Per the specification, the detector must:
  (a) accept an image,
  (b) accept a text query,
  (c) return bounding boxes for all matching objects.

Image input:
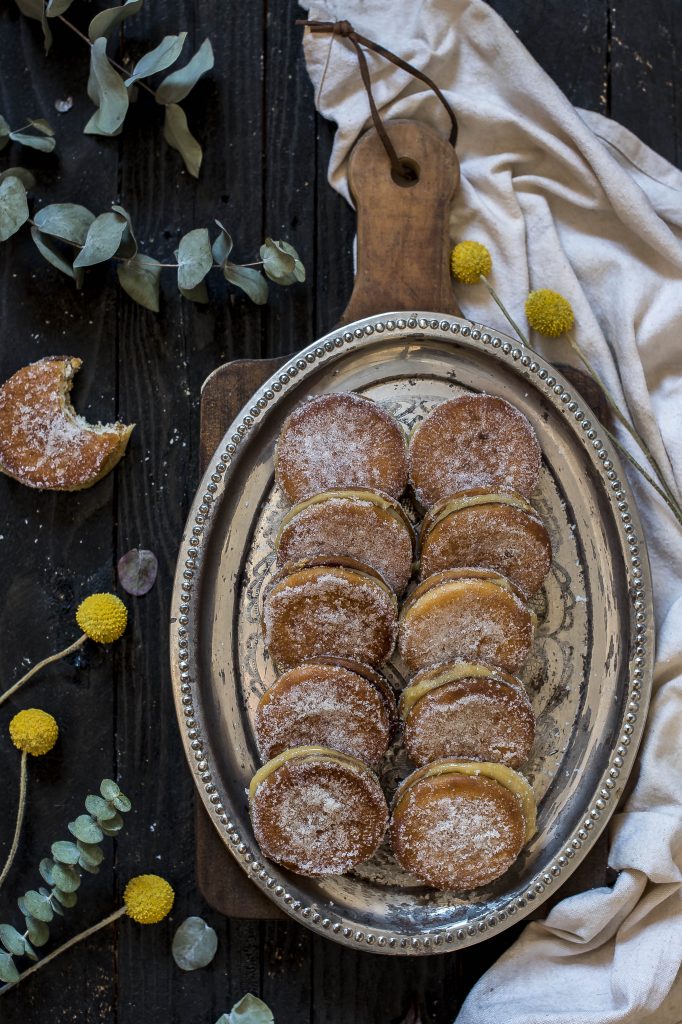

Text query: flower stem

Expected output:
[480,275,530,347]
[56,14,157,98]
[0,634,87,708]
[566,334,680,507]
[0,907,126,995]
[0,753,28,891]
[604,428,682,528]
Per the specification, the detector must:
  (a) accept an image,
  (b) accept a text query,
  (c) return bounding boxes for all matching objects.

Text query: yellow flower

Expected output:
[10,708,59,756]
[123,874,174,924]
[76,593,127,644]
[525,289,575,337]
[450,240,492,284]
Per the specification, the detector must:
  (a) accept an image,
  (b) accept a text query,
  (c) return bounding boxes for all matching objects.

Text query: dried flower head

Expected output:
[450,241,492,284]
[76,593,127,644]
[124,874,175,924]
[9,708,59,756]
[525,289,575,337]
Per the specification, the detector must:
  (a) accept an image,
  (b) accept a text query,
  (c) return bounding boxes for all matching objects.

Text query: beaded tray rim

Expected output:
[170,312,653,956]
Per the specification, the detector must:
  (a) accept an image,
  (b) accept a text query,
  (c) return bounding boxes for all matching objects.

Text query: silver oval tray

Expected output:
[170,312,653,955]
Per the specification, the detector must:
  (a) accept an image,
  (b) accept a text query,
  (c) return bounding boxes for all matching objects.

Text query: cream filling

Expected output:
[399,662,517,717]
[276,488,412,547]
[249,745,373,802]
[397,760,536,841]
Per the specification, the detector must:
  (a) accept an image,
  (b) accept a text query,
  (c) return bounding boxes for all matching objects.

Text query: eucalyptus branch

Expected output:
[0,779,131,987]
[12,0,215,177]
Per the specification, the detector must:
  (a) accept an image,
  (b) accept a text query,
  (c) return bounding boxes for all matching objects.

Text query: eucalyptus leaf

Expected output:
[30,227,82,285]
[112,792,132,813]
[38,858,55,886]
[259,238,305,285]
[34,204,95,246]
[68,815,104,845]
[76,840,104,864]
[16,897,27,917]
[224,262,268,305]
[155,38,214,105]
[275,240,305,283]
[14,0,53,52]
[73,211,127,268]
[179,280,209,303]
[23,890,53,923]
[99,812,124,836]
[125,32,187,86]
[46,0,76,15]
[0,952,19,985]
[117,253,161,312]
[88,0,144,42]
[27,118,55,136]
[0,176,29,242]
[48,896,64,916]
[51,840,81,865]
[117,547,158,596]
[259,237,295,283]
[21,939,38,962]
[50,862,81,893]
[110,204,137,258]
[52,887,78,908]
[85,794,118,821]
[8,130,56,153]
[211,221,233,265]
[84,38,129,137]
[172,916,218,971]
[100,779,121,801]
[24,915,49,947]
[0,167,35,188]
[0,115,9,149]
[163,103,202,178]
[229,994,275,1024]
[177,227,212,291]
[0,925,26,957]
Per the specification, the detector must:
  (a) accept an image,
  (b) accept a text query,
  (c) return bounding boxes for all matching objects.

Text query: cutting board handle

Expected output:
[339,119,461,325]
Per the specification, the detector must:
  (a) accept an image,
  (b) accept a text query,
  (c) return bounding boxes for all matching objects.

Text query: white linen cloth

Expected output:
[299,2,682,1021]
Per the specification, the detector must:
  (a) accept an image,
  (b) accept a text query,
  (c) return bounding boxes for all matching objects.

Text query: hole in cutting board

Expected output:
[391,157,420,187]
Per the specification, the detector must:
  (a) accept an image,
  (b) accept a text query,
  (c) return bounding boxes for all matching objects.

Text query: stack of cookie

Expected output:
[248,391,551,891]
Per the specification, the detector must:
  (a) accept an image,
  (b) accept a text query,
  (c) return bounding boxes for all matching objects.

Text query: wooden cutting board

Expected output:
[195,356,613,921]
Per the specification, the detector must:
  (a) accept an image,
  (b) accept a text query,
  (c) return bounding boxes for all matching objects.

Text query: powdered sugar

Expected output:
[278,495,413,593]
[275,393,408,503]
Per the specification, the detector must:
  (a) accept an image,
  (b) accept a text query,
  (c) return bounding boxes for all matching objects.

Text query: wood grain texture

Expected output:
[341,121,462,324]
[0,1,677,1021]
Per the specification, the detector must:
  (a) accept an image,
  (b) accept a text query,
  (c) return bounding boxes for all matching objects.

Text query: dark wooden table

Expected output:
[0,3,678,1022]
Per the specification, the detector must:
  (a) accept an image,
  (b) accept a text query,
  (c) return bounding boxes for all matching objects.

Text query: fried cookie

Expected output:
[399,661,535,768]
[409,394,541,508]
[275,393,408,503]
[390,759,536,890]
[250,746,388,876]
[276,488,415,594]
[419,488,551,598]
[255,658,397,766]
[262,558,398,670]
[397,568,534,676]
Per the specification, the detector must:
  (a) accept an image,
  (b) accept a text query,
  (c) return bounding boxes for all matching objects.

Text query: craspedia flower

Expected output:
[124,874,175,924]
[450,240,492,284]
[76,593,127,644]
[9,708,59,756]
[525,289,575,337]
